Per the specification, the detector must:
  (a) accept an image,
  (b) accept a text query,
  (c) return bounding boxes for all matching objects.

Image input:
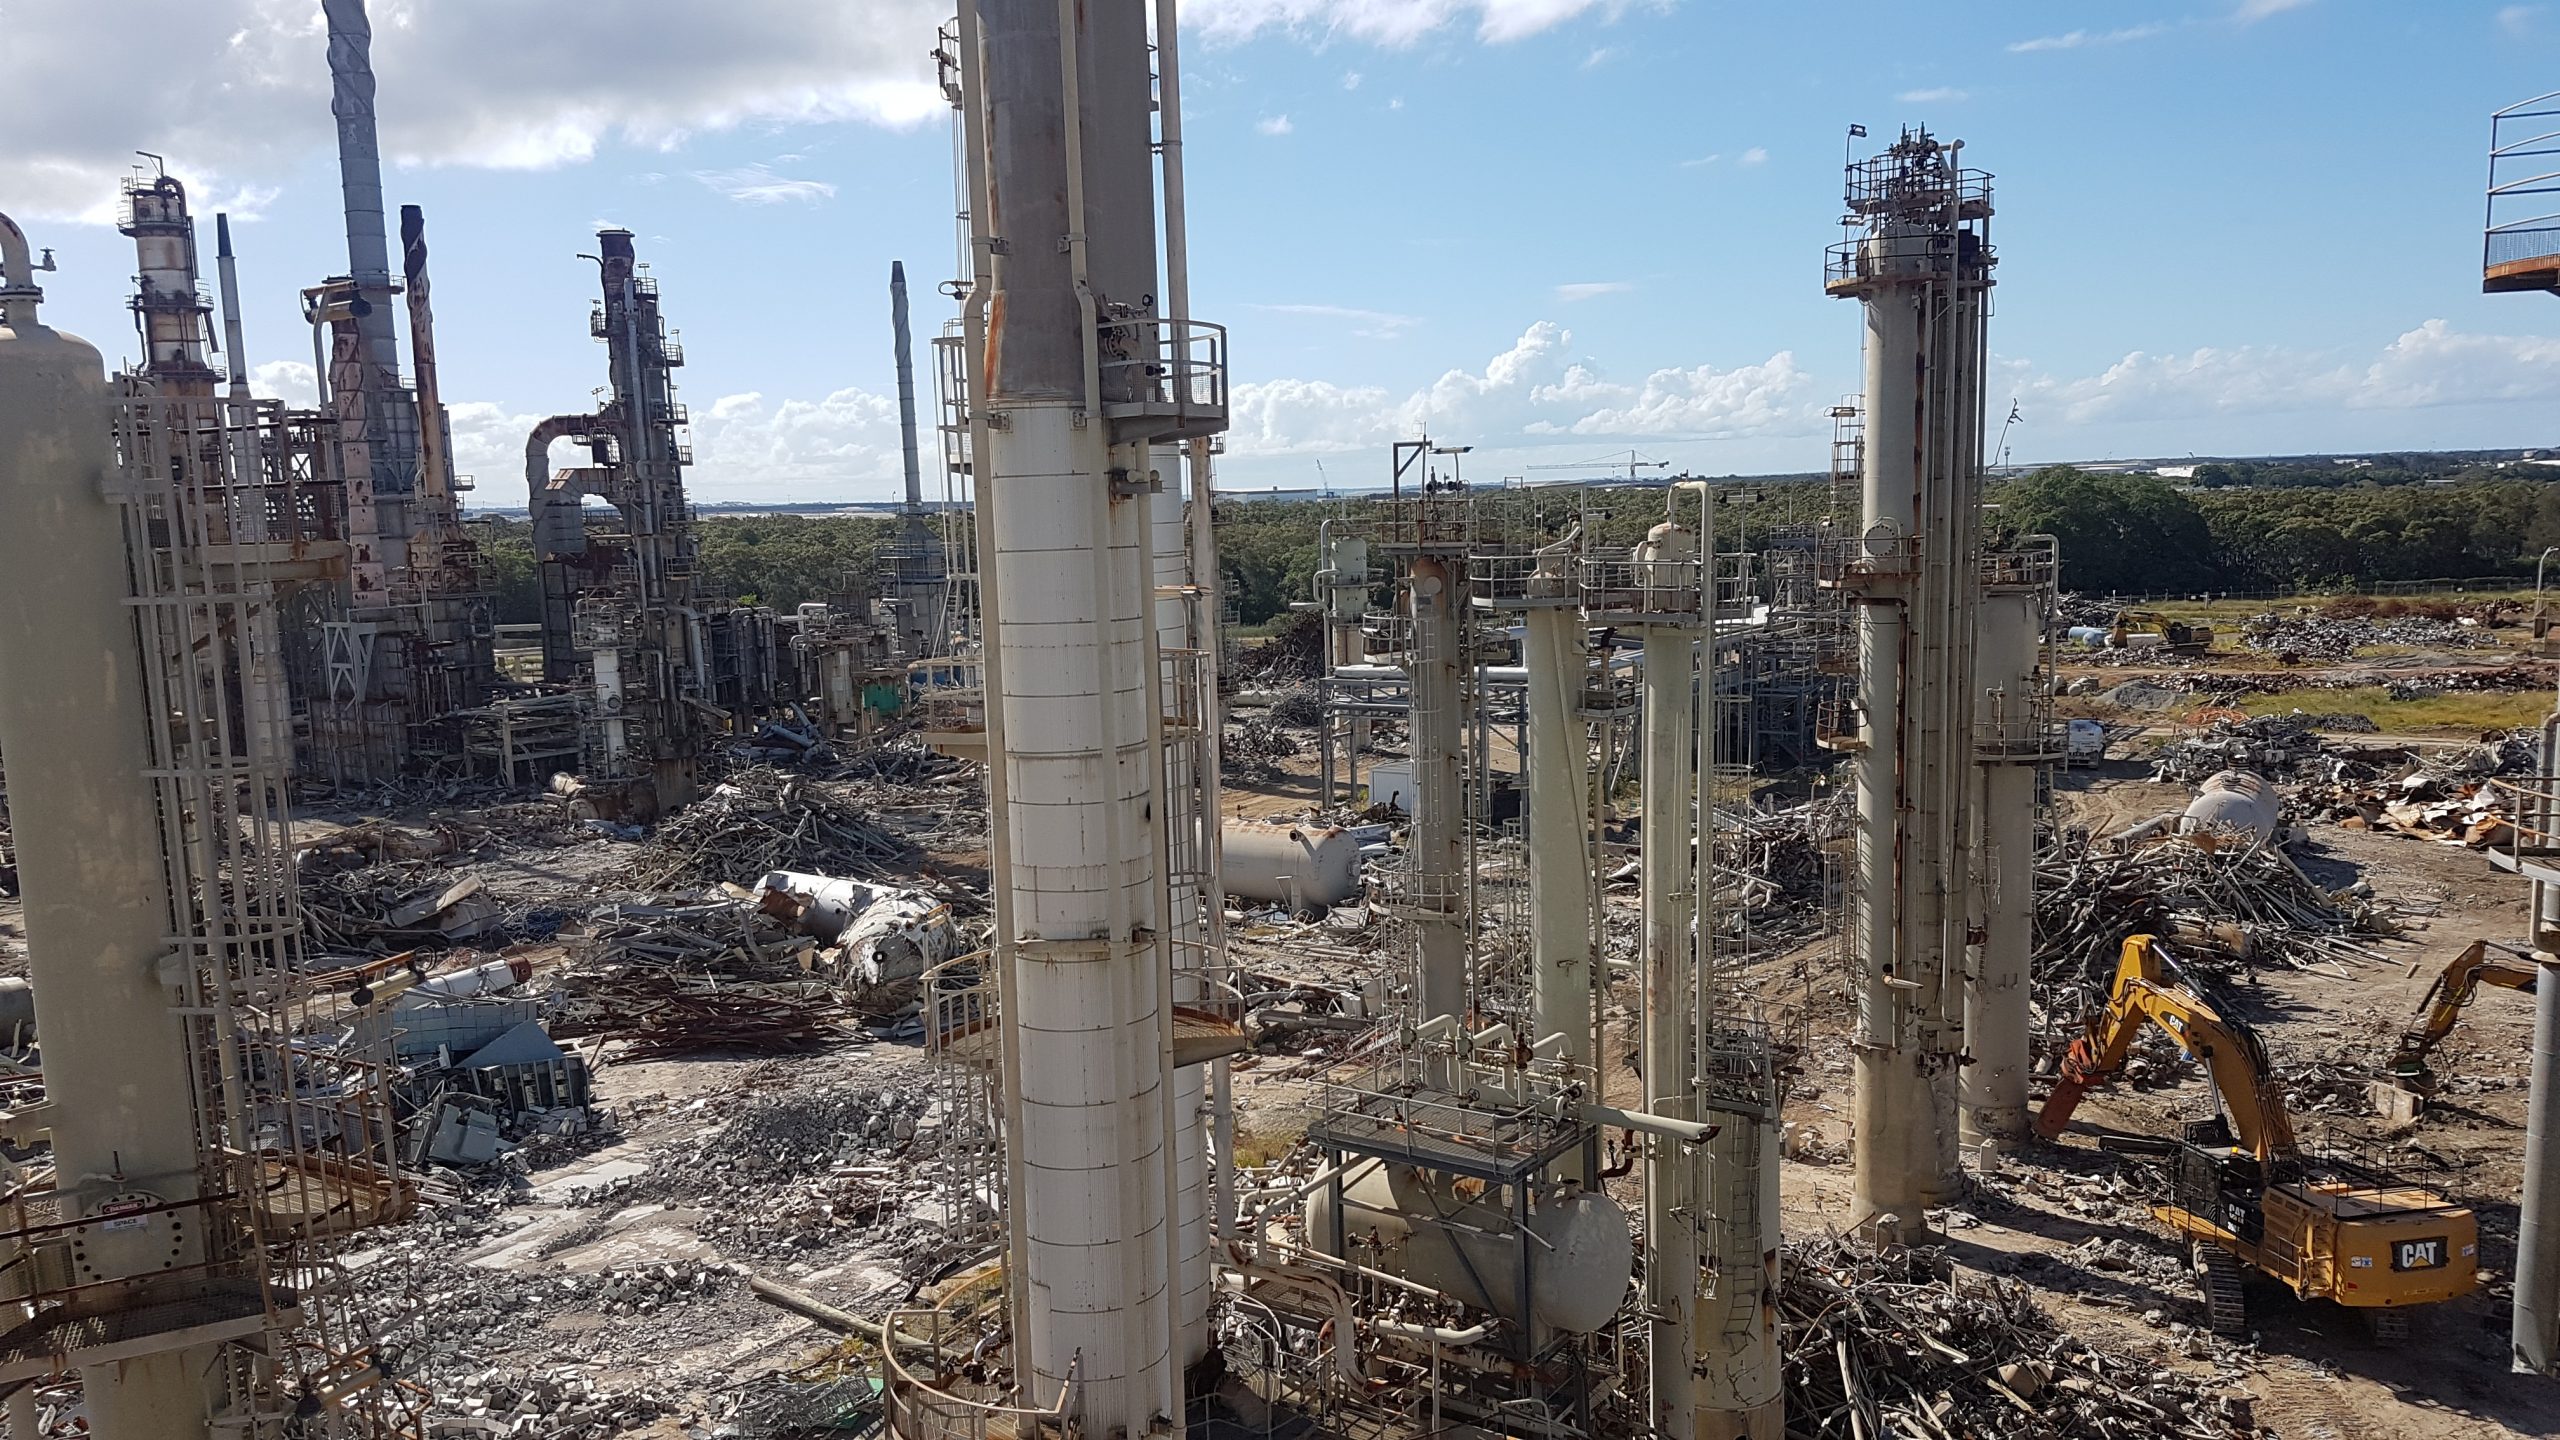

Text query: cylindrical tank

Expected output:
[1307,1164,1632,1334]
[1220,820,1363,907]
[2179,770,2279,845]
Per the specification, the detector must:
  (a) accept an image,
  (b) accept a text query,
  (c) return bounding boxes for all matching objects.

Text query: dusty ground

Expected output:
[1744,763,2559,1440]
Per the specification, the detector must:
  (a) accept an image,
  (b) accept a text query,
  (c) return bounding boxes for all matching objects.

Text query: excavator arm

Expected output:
[2035,935,2298,1159]
[2389,939,2539,1083]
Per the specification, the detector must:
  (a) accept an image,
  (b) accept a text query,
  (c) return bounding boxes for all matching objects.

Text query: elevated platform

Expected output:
[0,1279,285,1383]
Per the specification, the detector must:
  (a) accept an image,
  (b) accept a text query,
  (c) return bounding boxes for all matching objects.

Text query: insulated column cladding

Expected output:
[959,0,1229,1433]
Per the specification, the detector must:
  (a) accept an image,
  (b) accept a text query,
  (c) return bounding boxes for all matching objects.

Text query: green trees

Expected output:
[1992,467,2219,594]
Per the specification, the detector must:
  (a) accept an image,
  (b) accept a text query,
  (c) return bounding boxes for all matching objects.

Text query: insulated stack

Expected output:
[932,0,1232,1434]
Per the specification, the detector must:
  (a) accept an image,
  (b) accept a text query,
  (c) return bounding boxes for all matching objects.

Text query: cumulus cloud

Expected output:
[1223,321,1818,458]
[685,386,906,497]
[693,164,837,205]
[252,359,319,409]
[1191,0,1659,47]
[2009,321,2560,428]
[3,0,944,221]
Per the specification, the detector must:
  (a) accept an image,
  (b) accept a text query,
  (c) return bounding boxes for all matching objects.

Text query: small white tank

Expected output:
[1306,1163,1633,1334]
[2179,769,2280,845]
[1221,820,1363,908]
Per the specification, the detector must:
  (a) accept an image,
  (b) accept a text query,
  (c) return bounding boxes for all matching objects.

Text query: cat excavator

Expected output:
[2386,938,2541,1097]
[2038,935,2479,1338]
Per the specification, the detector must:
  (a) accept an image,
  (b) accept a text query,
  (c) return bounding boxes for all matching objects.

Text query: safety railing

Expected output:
[1367,496,1476,551]
[1097,316,1228,442]
[1982,540,2059,592]
[1813,530,1921,584]
[1576,552,1707,620]
[880,1308,1078,1440]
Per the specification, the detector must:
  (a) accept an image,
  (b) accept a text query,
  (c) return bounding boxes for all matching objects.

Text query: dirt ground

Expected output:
[1215,714,2560,1438]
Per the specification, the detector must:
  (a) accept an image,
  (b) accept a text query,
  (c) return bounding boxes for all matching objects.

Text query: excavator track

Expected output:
[2197,1244,2249,1339]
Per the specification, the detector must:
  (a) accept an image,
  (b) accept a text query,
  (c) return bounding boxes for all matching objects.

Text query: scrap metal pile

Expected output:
[2299,729,2538,847]
[623,767,916,891]
[2237,605,2501,662]
[1712,795,1848,949]
[1779,1239,2267,1440]
[2033,836,2401,1013]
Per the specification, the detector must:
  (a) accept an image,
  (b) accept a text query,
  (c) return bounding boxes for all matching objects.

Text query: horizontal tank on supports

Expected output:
[1220,819,1363,908]
[1306,1164,1631,1333]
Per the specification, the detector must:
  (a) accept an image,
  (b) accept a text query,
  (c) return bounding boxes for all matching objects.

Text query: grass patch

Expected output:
[2234,686,2551,735]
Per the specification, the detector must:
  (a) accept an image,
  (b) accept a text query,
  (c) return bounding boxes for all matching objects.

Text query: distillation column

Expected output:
[1408,552,1471,1025]
[1829,128,1997,1238]
[2518,711,2560,1373]
[1693,505,1784,1440]
[1522,536,1596,1079]
[963,0,1193,1429]
[1636,548,1700,1438]
[122,175,295,774]
[0,213,215,1440]
[1961,581,2046,1150]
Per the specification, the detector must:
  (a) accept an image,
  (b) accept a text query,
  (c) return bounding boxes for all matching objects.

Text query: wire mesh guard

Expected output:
[0,392,429,1434]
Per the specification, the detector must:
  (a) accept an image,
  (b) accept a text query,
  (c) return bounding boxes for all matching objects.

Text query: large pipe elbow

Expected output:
[525,413,599,498]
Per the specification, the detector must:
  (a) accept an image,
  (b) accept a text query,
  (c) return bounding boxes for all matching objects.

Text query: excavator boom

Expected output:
[2035,935,2296,1157]
[2389,939,2539,1084]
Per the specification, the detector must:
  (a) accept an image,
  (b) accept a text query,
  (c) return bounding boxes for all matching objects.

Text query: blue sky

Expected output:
[10,0,2560,501]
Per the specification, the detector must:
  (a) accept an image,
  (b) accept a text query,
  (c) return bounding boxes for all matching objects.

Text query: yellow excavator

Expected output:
[2107,610,2215,656]
[2037,935,2479,1338]
[2387,938,2540,1097]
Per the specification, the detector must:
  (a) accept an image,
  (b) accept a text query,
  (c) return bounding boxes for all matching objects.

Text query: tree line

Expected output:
[466,465,2560,633]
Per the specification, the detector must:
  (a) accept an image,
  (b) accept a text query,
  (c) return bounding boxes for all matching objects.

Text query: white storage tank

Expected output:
[1221,820,1364,908]
[2179,769,2280,846]
[1306,1163,1632,1334]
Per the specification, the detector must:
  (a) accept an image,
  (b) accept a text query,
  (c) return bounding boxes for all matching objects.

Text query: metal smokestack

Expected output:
[401,204,450,506]
[214,213,249,392]
[324,0,417,507]
[892,260,923,514]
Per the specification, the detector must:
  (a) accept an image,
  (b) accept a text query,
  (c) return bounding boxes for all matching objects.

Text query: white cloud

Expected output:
[1896,87,1968,103]
[693,164,836,205]
[1192,0,1660,47]
[1257,114,1296,136]
[2232,0,2312,21]
[252,360,318,409]
[2009,321,2560,429]
[1342,70,1364,89]
[1582,46,1619,68]
[1249,302,1422,339]
[1554,282,1633,302]
[1737,146,1769,166]
[2502,4,2545,36]
[684,386,905,496]
[2,0,944,222]
[1224,320,1817,458]
[1680,153,1722,168]
[1389,97,1408,111]
[2006,24,2169,52]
